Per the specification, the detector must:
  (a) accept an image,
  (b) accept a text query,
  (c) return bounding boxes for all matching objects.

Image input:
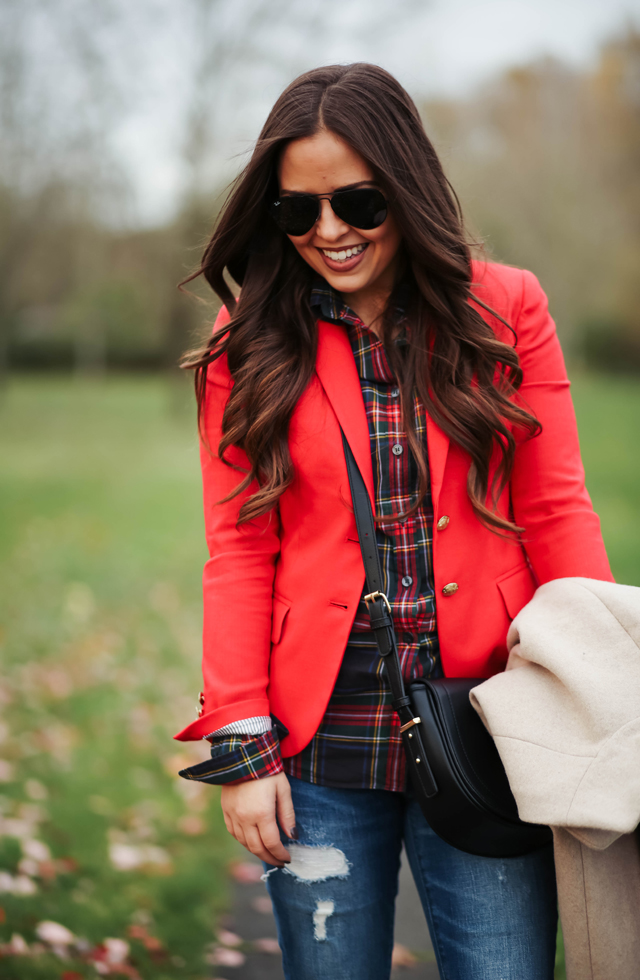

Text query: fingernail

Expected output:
[288,826,298,840]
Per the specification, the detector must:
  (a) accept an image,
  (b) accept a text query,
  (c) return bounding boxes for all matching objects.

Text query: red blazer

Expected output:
[175,260,613,755]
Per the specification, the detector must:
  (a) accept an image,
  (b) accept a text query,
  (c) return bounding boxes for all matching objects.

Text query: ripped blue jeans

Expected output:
[264,775,557,980]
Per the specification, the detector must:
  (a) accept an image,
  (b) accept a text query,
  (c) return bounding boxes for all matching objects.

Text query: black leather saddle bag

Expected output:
[408,677,551,857]
[342,430,551,858]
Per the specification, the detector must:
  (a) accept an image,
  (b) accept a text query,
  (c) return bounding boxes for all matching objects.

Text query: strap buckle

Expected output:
[364,590,391,613]
[399,716,422,733]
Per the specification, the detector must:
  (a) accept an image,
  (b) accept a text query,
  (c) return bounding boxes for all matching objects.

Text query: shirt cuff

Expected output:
[204,716,272,738]
[178,729,283,785]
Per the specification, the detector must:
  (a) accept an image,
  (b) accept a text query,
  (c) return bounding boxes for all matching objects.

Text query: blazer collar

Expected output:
[315,318,450,511]
[315,319,375,503]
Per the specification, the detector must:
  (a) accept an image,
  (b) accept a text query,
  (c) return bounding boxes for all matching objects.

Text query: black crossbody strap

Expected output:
[341,431,437,798]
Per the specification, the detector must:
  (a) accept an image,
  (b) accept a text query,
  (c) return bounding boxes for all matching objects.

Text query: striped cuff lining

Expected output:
[204,716,273,739]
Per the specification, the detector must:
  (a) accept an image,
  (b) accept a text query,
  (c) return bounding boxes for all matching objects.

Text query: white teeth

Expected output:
[322,244,366,262]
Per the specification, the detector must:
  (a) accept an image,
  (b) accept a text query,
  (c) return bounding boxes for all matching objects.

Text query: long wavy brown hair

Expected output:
[181,63,540,533]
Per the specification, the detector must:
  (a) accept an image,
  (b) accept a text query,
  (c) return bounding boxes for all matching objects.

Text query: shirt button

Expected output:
[402,575,413,587]
[392,444,403,456]
[442,582,459,596]
[437,515,450,530]
[403,632,416,644]
[391,387,400,398]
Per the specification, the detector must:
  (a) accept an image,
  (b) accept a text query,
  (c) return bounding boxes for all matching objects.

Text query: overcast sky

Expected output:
[113,0,640,224]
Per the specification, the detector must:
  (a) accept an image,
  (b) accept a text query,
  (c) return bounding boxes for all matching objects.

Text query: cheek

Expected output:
[373,225,402,265]
[289,236,319,262]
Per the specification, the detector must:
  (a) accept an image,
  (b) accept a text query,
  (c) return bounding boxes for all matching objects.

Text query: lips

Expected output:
[317,243,369,273]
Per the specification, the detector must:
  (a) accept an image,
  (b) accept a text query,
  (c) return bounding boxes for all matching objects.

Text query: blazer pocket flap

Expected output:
[497,564,536,620]
[271,595,291,645]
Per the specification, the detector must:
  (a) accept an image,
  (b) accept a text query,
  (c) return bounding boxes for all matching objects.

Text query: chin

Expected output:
[314,264,373,293]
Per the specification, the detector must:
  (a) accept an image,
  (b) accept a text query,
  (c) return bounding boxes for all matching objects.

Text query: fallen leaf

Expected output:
[0,759,14,782]
[217,929,242,947]
[35,921,76,946]
[25,779,48,800]
[391,943,417,968]
[228,860,263,883]
[17,857,39,877]
[207,947,246,967]
[108,842,172,873]
[22,838,51,861]
[177,813,205,835]
[38,859,58,881]
[56,857,78,873]
[103,937,130,964]
[127,923,163,951]
[0,873,38,895]
[254,937,281,954]
[251,895,273,914]
[7,933,30,955]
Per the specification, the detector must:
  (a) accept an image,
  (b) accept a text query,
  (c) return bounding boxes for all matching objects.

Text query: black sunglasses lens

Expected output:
[331,188,387,229]
[270,196,319,236]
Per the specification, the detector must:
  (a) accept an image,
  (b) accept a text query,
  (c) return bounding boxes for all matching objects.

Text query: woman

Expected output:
[175,63,613,980]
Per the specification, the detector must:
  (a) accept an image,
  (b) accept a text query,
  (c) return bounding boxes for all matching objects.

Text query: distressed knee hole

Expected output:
[313,900,334,941]
[285,843,350,882]
[262,843,350,883]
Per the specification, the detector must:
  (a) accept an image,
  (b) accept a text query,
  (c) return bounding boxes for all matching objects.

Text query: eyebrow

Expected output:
[279,180,379,196]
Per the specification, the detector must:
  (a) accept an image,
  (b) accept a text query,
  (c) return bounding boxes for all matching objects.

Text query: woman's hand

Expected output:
[220,771,296,867]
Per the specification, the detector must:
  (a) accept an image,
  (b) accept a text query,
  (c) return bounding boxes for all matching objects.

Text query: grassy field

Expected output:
[0,377,235,979]
[0,373,638,979]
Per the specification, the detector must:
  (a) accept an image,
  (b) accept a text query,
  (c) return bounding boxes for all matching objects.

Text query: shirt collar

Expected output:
[310,276,411,330]
[310,277,363,328]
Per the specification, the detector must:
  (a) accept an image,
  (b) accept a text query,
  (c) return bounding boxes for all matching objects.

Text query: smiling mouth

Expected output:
[319,243,368,263]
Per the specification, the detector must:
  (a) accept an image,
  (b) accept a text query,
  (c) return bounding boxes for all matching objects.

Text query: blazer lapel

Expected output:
[315,318,450,512]
[426,414,449,512]
[315,319,375,504]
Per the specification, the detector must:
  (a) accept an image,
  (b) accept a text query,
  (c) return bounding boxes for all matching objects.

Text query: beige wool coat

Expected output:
[470,577,640,980]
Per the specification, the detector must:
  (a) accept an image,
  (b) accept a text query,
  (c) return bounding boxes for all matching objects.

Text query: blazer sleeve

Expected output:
[510,270,614,584]
[174,307,282,741]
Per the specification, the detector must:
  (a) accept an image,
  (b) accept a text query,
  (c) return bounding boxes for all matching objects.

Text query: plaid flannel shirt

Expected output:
[193,282,440,790]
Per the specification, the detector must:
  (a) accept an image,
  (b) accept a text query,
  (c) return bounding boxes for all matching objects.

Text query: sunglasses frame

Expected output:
[269,186,388,237]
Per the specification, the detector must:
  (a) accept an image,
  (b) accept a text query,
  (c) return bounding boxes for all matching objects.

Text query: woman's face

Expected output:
[277,130,402,298]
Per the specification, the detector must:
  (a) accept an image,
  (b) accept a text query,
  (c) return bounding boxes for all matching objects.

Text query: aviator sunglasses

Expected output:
[269,186,388,237]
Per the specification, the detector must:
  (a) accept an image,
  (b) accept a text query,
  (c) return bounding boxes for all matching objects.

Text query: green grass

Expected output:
[0,373,638,979]
[570,373,640,586]
[0,376,235,979]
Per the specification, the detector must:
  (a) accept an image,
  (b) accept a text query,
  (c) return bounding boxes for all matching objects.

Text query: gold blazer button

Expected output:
[442,582,459,596]
[437,515,450,530]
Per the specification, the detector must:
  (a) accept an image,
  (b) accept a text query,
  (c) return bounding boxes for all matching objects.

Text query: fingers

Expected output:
[244,824,286,868]
[257,817,291,865]
[227,814,290,867]
[230,819,247,850]
[275,775,297,839]
[219,773,293,866]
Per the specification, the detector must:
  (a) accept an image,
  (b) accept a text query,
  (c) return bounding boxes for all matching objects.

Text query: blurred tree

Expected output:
[0,0,130,381]
[422,27,640,366]
[2,2,637,374]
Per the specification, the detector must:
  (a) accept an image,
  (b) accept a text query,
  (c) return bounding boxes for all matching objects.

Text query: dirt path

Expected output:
[209,848,440,979]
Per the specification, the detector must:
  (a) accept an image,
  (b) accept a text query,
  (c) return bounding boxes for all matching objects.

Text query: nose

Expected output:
[314,198,351,242]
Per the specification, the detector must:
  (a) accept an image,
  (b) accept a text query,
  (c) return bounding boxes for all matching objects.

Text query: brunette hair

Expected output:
[181,63,540,532]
